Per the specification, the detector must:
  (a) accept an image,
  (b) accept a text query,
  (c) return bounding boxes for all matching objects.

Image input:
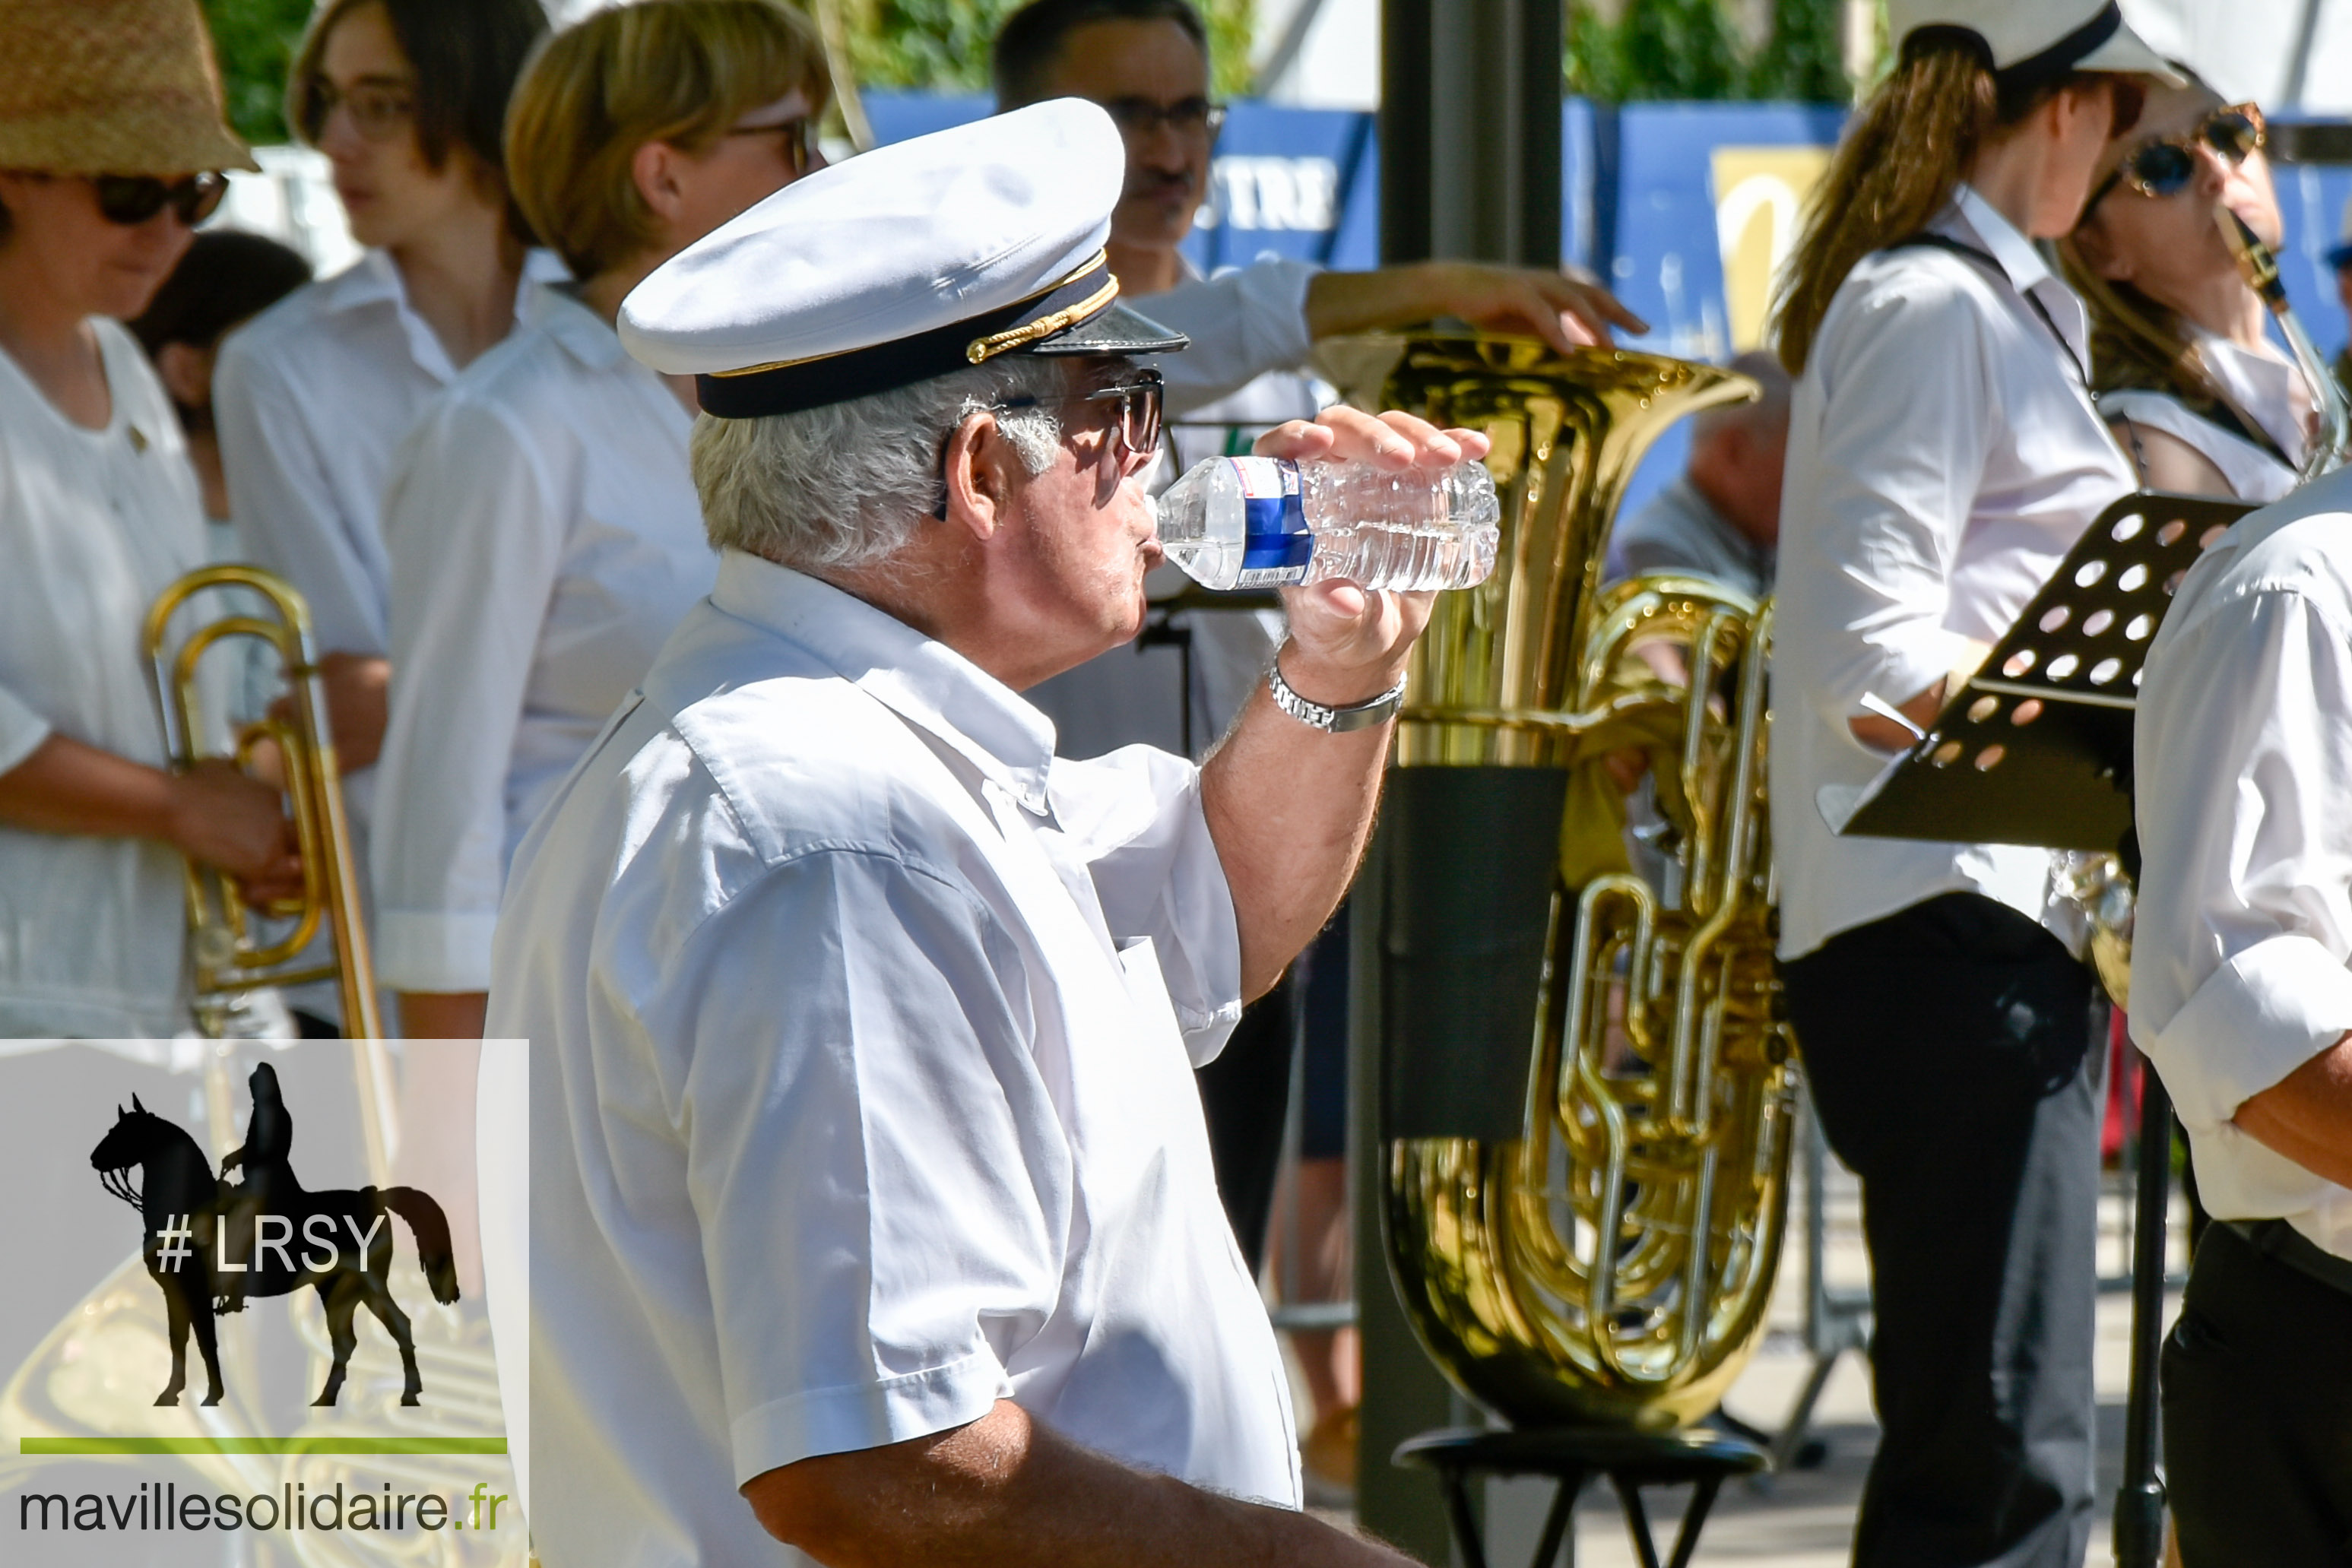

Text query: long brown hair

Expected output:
[1772,34,2110,375]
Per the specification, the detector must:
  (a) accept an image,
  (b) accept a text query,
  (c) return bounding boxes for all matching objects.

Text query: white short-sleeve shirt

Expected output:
[1770,186,2135,958]
[369,287,715,992]
[0,322,211,1035]
[483,552,1294,1564]
[2130,470,2352,1263]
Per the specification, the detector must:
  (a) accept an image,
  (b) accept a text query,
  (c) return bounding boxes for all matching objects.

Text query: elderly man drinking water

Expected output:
[486,99,1475,1566]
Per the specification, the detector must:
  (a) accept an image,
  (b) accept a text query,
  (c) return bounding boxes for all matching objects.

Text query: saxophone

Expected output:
[1320,334,1796,1427]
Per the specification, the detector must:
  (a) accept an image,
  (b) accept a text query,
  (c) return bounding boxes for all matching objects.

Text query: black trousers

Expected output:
[1196,972,1296,1272]
[2165,1219,2352,1566]
[1780,892,2100,1568]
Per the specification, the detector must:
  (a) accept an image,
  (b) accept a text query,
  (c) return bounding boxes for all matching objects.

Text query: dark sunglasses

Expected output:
[1000,369,1166,474]
[2089,103,2266,211]
[90,173,228,227]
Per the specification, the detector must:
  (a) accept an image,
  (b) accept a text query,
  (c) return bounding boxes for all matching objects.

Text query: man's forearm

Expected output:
[747,1400,1419,1568]
[2232,1033,2352,1189]
[1201,657,1394,999]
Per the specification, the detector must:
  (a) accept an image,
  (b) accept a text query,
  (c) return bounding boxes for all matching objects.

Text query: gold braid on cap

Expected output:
[966,261,1120,363]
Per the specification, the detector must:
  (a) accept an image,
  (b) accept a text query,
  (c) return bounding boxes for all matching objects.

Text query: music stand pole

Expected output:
[2113,1055,2172,1568]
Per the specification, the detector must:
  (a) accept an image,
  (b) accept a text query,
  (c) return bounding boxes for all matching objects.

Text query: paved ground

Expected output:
[1298,1126,2189,1568]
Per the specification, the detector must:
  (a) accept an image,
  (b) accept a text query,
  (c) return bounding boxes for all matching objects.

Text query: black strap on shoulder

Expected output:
[1891,233,2087,385]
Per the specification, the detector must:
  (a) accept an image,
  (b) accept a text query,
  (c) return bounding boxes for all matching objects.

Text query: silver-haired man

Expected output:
[486,100,1468,1565]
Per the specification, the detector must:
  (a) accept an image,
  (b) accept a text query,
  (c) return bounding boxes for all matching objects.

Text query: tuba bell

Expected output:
[1320,334,1796,1428]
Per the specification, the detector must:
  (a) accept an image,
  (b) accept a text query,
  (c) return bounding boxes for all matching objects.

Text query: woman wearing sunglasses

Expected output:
[210,0,548,899]
[1767,2,2176,1563]
[0,0,301,1037]
[369,0,832,1046]
[2062,84,2308,502]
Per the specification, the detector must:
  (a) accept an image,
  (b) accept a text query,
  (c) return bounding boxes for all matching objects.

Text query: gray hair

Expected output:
[692,357,1073,570]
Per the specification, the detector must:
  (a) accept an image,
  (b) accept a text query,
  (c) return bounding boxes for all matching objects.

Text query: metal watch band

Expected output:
[1267,660,1407,733]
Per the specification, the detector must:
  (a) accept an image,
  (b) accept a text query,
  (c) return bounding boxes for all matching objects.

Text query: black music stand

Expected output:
[1828,493,2250,852]
[1823,492,2255,1568]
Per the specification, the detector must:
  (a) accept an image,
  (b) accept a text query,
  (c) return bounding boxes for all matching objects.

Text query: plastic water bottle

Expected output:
[1154,455,1502,592]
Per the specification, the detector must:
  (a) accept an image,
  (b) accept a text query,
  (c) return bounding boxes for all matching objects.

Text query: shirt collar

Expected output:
[319,249,572,382]
[708,549,1058,814]
[1938,184,2091,374]
[1943,185,2052,295]
[525,285,628,371]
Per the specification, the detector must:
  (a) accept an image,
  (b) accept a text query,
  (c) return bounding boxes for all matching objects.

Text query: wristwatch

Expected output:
[1268,660,1408,733]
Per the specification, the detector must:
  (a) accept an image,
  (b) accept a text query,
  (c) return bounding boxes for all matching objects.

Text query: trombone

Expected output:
[142,564,394,1180]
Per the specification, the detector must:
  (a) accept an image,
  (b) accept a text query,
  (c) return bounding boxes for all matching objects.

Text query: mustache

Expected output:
[1123,169,1198,202]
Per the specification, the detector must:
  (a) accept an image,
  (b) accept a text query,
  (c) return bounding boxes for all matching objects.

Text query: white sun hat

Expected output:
[1887,1,2184,87]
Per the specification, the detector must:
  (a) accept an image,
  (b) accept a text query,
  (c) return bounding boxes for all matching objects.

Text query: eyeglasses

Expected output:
[722,116,814,179]
[303,78,417,144]
[1001,369,1166,474]
[90,173,227,227]
[1097,97,1228,141]
[2090,103,2266,211]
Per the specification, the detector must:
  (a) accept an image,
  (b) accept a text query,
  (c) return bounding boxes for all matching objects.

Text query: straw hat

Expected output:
[0,0,257,176]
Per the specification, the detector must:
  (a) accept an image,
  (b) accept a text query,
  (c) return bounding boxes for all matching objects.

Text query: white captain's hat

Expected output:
[620,97,1186,420]
[1888,1,2181,87]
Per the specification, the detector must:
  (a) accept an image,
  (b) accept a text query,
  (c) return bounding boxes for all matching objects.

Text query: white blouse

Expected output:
[369,287,715,993]
[213,250,563,835]
[0,322,212,1036]
[2098,331,2308,506]
[1770,186,2136,958]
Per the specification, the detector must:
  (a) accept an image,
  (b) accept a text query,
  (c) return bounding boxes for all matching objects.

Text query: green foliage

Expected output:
[202,0,315,146]
[1570,0,1856,105]
[845,0,1257,99]
[1745,0,1848,102]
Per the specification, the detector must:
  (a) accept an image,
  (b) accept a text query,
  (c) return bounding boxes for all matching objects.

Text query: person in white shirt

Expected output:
[2130,472,2352,1563]
[1606,349,1790,598]
[486,99,1467,1566]
[2061,80,2309,504]
[212,0,550,824]
[0,0,299,1037]
[1765,3,2173,1563]
[991,0,1640,421]
[373,0,830,1046]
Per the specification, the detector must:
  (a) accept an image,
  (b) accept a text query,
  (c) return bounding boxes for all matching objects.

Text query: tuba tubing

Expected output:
[1320,334,1797,1430]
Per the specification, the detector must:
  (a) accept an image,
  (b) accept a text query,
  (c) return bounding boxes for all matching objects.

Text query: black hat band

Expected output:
[699,255,1117,420]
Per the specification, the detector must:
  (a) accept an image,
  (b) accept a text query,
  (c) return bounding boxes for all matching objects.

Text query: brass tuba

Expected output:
[1321,334,1796,1428]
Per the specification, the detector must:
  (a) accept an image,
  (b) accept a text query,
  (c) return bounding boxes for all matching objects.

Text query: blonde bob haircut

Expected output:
[506,0,831,281]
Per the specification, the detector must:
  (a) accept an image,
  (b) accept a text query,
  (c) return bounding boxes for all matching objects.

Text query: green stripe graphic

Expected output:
[21,1438,507,1456]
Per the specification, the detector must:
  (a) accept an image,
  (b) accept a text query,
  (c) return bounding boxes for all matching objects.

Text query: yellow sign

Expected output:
[1710,145,1834,353]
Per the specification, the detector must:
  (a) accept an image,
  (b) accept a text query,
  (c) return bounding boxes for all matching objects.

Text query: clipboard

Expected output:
[1831,492,2258,853]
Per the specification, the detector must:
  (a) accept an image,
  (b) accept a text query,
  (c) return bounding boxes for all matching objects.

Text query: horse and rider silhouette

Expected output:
[88,1062,458,1408]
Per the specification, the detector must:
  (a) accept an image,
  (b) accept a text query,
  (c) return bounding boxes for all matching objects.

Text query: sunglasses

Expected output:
[91,173,228,227]
[2089,103,2266,211]
[1000,369,1167,474]
[722,116,815,179]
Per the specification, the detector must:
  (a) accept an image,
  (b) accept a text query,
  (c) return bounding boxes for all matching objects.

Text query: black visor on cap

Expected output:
[1026,299,1187,357]
[697,258,1189,420]
[1996,2,2123,92]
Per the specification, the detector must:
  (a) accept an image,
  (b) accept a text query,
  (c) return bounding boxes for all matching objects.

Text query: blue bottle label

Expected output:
[1230,458,1312,586]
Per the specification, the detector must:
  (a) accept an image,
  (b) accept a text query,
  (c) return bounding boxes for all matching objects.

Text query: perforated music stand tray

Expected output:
[1831,492,2257,854]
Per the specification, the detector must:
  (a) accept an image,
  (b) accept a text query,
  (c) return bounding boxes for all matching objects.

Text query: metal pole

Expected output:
[1361,8,1566,1561]
[2112,1054,2173,1568]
